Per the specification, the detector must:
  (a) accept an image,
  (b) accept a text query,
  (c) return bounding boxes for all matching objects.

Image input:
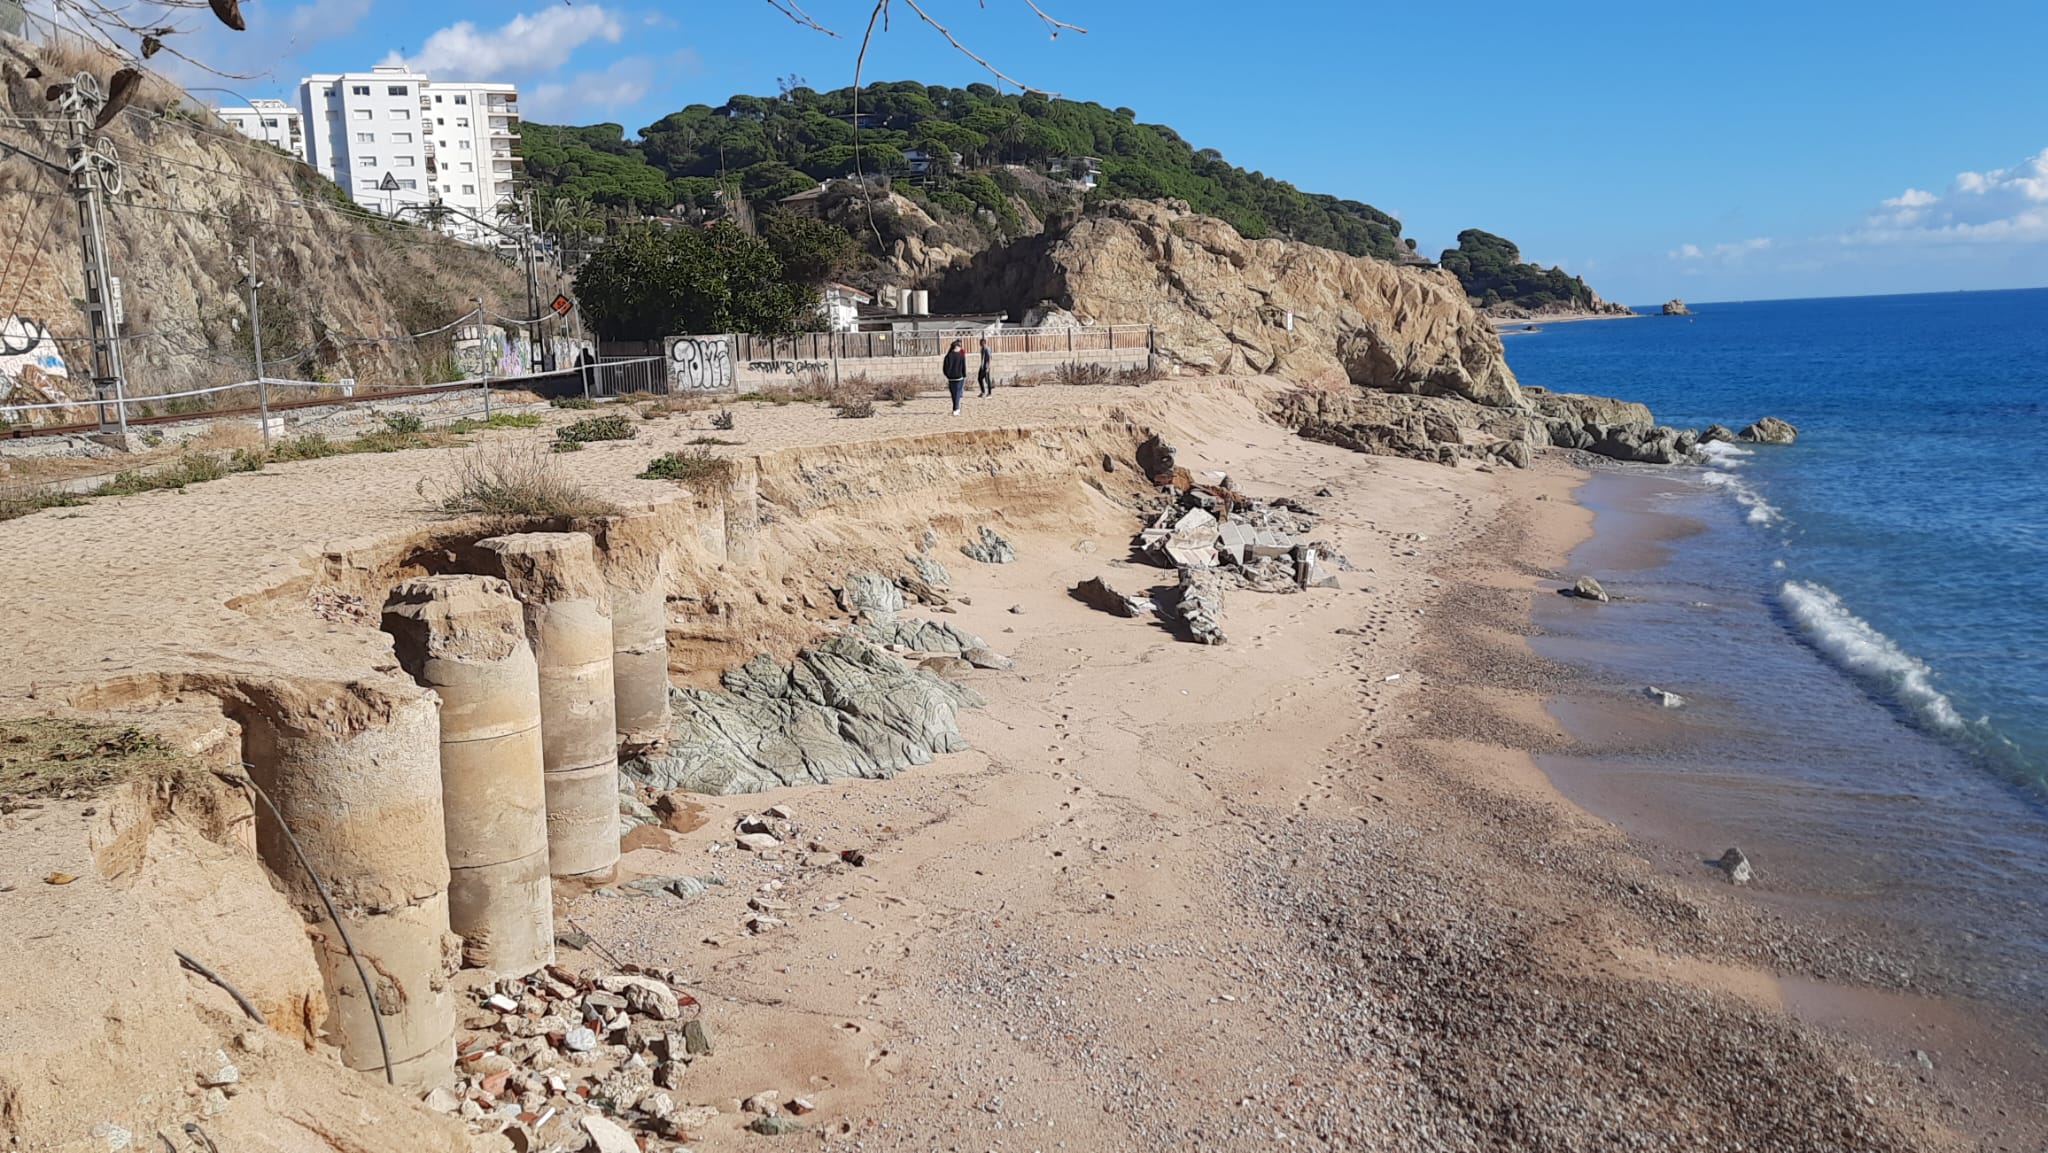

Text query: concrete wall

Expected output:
[664,329,1153,394]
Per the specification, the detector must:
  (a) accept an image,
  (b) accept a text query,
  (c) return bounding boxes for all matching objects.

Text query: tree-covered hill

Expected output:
[520,80,1407,260]
[1437,229,1599,311]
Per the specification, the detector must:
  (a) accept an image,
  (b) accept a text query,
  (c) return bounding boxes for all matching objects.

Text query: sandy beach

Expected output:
[1,377,2038,1150]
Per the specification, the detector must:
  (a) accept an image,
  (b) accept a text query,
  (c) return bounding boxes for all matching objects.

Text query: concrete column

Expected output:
[240,687,456,1087]
[590,510,672,745]
[383,576,554,976]
[723,461,762,569]
[476,532,621,881]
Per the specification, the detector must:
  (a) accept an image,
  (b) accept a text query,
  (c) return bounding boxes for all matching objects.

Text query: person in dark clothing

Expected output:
[977,340,993,398]
[941,339,968,415]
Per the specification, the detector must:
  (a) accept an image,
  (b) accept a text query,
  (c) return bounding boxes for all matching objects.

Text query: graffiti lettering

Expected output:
[666,336,734,392]
[746,359,830,375]
[0,316,69,387]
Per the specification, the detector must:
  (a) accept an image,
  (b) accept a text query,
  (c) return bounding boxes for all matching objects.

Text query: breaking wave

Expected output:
[1699,469,1781,525]
[1778,580,1965,732]
[1695,439,1754,468]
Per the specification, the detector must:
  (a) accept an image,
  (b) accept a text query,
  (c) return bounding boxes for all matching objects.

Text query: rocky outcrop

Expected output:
[621,635,982,796]
[1273,387,1538,469]
[943,199,1523,408]
[1484,290,1636,322]
[1662,299,1693,316]
[1523,385,1654,429]
[1739,416,1798,444]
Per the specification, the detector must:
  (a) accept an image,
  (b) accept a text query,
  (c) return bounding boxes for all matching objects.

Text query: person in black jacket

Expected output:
[977,340,994,397]
[941,339,968,415]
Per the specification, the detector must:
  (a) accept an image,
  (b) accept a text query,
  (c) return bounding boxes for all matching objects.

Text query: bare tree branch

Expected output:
[760,0,841,37]
[1023,1,1087,39]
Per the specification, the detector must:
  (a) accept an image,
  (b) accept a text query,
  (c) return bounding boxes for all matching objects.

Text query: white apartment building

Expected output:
[295,66,521,247]
[216,98,305,161]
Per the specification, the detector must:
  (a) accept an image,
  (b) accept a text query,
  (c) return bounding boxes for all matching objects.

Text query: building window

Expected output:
[458,140,470,150]
[453,95,468,105]
[322,87,334,98]
[352,109,372,120]
[262,118,278,127]
[356,131,375,143]
[434,94,443,104]
[462,184,475,195]
[435,117,445,126]
[358,155,377,166]
[229,117,246,128]
[443,184,453,193]
[459,161,472,172]
[392,132,412,143]
[455,117,469,128]
[395,156,414,167]
[351,84,370,96]
[387,85,409,96]
[389,108,410,120]
[399,179,417,189]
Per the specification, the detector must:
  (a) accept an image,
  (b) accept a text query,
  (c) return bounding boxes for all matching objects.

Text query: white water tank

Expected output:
[912,290,930,316]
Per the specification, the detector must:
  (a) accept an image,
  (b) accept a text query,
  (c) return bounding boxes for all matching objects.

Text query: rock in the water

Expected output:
[960,526,1016,564]
[1662,298,1693,316]
[1718,846,1753,885]
[837,571,905,622]
[1699,423,1737,443]
[1072,576,1148,618]
[1644,686,1686,708]
[621,635,983,795]
[1572,575,1610,602]
[1738,416,1798,444]
[961,647,1013,671]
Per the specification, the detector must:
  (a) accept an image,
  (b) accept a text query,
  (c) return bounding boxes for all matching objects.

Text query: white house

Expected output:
[295,66,521,247]
[821,282,872,332]
[216,98,304,161]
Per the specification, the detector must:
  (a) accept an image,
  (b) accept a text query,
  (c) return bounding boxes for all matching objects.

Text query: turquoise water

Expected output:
[1506,290,2048,1010]
[1506,289,2048,790]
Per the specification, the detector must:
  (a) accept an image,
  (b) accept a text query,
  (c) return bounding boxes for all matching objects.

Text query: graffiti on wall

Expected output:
[746,359,830,376]
[665,336,735,392]
[454,324,532,379]
[0,316,69,393]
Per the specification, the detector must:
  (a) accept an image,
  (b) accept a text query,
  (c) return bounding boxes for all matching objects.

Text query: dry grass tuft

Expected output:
[438,442,619,519]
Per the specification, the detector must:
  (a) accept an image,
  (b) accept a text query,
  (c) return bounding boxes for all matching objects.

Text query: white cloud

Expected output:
[1670,237,1769,261]
[525,57,652,122]
[1849,148,2048,244]
[148,0,374,90]
[390,5,626,78]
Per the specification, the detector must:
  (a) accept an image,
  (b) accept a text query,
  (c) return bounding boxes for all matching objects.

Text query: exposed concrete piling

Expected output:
[476,532,622,881]
[383,576,554,975]
[238,687,457,1087]
[590,511,673,745]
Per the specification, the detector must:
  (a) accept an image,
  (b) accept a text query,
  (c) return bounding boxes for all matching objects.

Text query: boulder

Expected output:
[960,647,1014,671]
[621,635,983,795]
[1072,576,1146,618]
[1718,847,1753,885]
[1571,575,1610,603]
[960,526,1017,564]
[1662,299,1693,316]
[1524,386,1654,429]
[920,655,974,677]
[1738,416,1798,445]
[1136,434,1178,485]
[837,572,904,622]
[860,618,987,655]
[908,552,951,589]
[1699,424,1737,443]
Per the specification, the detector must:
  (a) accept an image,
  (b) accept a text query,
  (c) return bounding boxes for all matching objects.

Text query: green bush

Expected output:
[556,414,638,445]
[711,408,736,431]
[382,411,426,435]
[640,448,733,484]
[550,396,597,409]
[270,434,339,461]
[93,454,230,496]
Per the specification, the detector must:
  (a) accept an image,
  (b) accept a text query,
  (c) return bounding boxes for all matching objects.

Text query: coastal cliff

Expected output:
[943,199,1523,409]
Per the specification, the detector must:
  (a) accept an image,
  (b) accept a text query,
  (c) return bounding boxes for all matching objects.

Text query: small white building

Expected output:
[820,282,872,333]
[216,98,304,162]
[295,66,521,247]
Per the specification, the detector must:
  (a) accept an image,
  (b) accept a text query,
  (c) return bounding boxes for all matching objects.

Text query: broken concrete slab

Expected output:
[1072,576,1148,618]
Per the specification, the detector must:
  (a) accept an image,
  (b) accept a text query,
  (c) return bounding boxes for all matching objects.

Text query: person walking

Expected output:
[976,339,994,398]
[942,339,968,416]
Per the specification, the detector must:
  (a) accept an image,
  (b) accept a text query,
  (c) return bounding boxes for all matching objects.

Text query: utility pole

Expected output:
[56,73,128,434]
[241,245,269,449]
[522,188,542,372]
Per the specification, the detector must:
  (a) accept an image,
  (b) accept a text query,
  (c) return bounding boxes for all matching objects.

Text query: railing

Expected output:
[731,324,1151,364]
[580,356,668,399]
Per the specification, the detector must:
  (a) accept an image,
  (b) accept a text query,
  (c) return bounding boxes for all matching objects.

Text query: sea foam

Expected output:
[1779,580,1964,731]
[1695,440,1754,468]
[1699,470,1781,525]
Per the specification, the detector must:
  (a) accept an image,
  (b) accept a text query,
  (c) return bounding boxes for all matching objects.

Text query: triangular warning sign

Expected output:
[377,172,400,192]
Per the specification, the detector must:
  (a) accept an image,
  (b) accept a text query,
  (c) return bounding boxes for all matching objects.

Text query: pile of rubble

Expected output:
[436,961,730,1151]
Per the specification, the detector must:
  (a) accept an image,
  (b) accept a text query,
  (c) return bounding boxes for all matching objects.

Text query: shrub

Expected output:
[687,436,741,446]
[382,411,426,435]
[639,448,733,485]
[270,434,339,461]
[1052,361,1113,387]
[711,409,736,431]
[551,396,597,409]
[94,453,229,496]
[446,412,542,433]
[1115,362,1163,386]
[440,443,618,518]
[833,396,876,419]
[0,484,88,523]
[228,448,267,473]
[556,413,638,445]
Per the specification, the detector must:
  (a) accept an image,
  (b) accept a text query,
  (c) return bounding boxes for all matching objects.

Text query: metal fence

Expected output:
[580,357,669,398]
[732,324,1152,364]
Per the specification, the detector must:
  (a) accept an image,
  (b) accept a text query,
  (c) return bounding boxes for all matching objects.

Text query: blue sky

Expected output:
[161,0,2048,304]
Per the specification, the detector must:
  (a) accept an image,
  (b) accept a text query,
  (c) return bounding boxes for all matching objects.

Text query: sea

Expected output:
[1501,288,2048,1020]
